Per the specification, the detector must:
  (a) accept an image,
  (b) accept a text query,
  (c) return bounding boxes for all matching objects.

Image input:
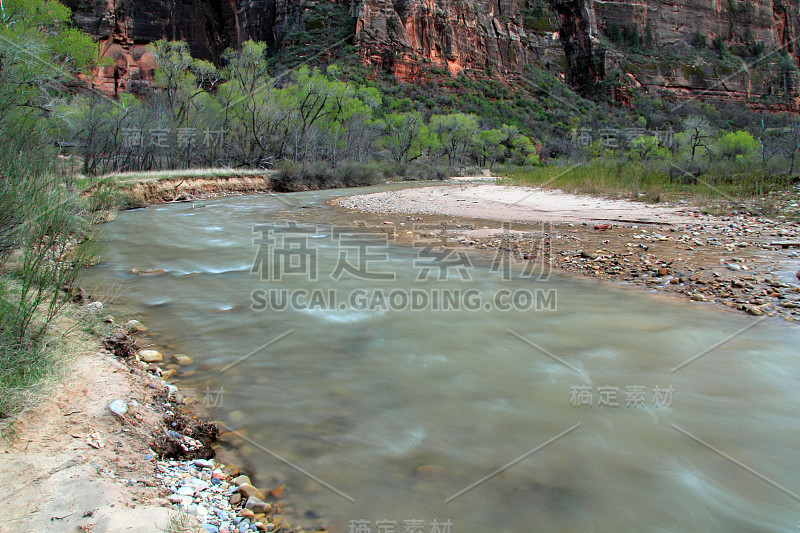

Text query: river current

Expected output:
[86,185,800,532]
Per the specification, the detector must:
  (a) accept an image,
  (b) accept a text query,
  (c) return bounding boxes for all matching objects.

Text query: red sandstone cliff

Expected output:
[67,0,800,106]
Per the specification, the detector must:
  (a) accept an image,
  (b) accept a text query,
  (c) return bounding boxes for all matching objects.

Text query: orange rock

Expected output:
[268,484,285,499]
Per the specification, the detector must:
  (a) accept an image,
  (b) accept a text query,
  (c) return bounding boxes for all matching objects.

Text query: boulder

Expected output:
[108,400,128,417]
[237,483,265,501]
[245,496,271,514]
[84,301,103,313]
[125,319,148,333]
[138,349,163,363]
[172,354,194,365]
[231,475,251,487]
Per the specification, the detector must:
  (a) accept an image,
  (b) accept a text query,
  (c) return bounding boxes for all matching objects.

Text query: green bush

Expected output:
[716,130,759,160]
[691,31,707,49]
[272,162,385,192]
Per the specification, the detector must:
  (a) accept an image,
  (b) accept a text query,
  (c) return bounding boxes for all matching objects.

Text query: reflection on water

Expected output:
[86,186,800,533]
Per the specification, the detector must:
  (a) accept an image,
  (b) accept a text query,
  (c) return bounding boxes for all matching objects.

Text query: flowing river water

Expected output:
[85,185,800,532]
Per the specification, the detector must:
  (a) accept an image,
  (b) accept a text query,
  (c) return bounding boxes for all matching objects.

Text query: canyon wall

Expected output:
[67,0,800,106]
[64,0,308,94]
[354,0,563,80]
[593,0,800,106]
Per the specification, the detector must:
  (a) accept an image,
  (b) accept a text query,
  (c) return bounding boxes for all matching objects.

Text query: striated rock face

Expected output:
[65,0,236,94]
[68,0,800,106]
[551,0,601,92]
[594,0,796,52]
[354,0,562,81]
[592,0,800,106]
[64,0,303,94]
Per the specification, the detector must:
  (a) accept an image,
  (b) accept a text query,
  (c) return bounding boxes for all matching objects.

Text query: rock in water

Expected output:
[222,464,240,477]
[796,269,800,281]
[237,483,265,501]
[231,475,251,487]
[747,305,764,316]
[109,400,128,417]
[125,319,148,333]
[138,349,163,363]
[172,354,194,365]
[244,496,271,513]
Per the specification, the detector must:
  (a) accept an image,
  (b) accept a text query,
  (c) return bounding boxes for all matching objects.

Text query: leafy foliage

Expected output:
[0,0,99,420]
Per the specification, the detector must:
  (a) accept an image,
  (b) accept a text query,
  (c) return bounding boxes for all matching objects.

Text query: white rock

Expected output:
[108,400,128,417]
[84,301,103,313]
[177,485,195,496]
[194,459,214,469]
[188,478,210,492]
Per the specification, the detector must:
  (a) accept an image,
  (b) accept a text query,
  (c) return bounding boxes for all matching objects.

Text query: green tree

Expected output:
[0,0,96,133]
[221,41,281,166]
[149,40,219,123]
[716,130,759,161]
[629,135,669,161]
[429,113,478,166]
[474,129,507,169]
[503,125,539,165]
[0,0,98,414]
[379,112,431,164]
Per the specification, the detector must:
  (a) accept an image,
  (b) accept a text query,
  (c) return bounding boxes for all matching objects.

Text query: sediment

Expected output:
[336,183,800,322]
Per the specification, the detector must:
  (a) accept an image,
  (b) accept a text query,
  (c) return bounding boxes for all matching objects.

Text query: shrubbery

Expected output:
[0,0,98,421]
[271,161,448,192]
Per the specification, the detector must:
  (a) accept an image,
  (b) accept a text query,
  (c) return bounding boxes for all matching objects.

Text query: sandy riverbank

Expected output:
[336,182,800,322]
[338,183,701,225]
[0,305,312,533]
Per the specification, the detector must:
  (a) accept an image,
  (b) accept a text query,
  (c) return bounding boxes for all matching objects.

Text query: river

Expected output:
[85,185,800,532]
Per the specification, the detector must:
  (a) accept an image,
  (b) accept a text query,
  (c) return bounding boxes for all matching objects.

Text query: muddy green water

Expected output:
[86,186,800,532]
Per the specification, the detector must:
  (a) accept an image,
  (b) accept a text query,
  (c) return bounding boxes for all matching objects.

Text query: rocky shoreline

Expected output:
[104,315,319,533]
[0,302,320,532]
[336,183,800,322]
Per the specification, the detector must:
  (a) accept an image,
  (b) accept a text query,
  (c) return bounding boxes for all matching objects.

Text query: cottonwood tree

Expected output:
[378,111,431,164]
[716,130,759,161]
[682,115,713,163]
[279,66,347,163]
[429,113,478,166]
[320,82,381,166]
[474,128,507,169]
[503,125,539,165]
[221,41,283,167]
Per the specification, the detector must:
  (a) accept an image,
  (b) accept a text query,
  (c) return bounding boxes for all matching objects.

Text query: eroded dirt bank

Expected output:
[83,175,276,207]
[0,308,316,533]
[130,176,275,204]
[336,183,800,322]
